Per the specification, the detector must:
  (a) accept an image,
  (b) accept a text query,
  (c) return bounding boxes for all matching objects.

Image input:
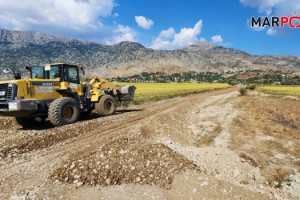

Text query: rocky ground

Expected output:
[0,88,299,200]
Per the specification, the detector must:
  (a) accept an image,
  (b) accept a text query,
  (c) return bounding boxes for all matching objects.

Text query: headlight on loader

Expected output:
[8,102,19,111]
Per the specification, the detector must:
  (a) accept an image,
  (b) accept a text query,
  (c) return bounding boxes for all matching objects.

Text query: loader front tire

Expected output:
[49,97,80,126]
[95,95,116,116]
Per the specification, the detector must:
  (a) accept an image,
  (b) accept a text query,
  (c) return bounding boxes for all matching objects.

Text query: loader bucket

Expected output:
[117,85,136,102]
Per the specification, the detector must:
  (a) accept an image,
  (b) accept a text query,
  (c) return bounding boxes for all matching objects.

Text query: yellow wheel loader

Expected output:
[0,62,136,127]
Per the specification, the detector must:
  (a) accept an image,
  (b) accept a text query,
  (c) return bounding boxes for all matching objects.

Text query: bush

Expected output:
[246,84,256,90]
[239,88,247,96]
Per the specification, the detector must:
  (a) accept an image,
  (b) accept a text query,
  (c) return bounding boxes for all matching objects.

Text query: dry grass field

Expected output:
[230,94,300,187]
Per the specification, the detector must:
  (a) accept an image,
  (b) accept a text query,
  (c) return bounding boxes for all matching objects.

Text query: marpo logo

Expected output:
[251,13,300,29]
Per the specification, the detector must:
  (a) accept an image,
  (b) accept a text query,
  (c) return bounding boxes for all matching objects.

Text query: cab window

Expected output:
[67,66,79,84]
[31,66,44,78]
[50,66,61,79]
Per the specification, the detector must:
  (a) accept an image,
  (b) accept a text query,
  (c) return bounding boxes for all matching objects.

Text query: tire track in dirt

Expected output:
[2,88,296,200]
[0,89,235,174]
[46,89,239,191]
[0,88,235,159]
[0,88,236,199]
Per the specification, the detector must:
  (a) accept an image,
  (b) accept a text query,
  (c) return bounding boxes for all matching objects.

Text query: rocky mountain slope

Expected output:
[0,29,93,48]
[0,28,299,78]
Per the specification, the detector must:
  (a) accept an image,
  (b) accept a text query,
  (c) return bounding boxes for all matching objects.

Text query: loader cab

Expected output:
[28,63,82,84]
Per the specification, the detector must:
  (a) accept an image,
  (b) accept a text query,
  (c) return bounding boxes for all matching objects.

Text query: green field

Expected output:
[257,85,300,96]
[117,82,231,103]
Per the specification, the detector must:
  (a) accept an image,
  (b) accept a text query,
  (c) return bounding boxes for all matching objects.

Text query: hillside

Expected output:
[0,28,299,78]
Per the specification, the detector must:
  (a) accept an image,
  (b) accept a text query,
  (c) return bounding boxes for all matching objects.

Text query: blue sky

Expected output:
[0,0,299,56]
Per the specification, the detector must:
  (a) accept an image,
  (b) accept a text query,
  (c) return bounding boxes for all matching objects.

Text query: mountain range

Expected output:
[0,28,299,78]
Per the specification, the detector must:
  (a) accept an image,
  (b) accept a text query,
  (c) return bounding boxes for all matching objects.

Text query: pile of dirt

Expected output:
[0,126,83,158]
[0,117,18,129]
[51,139,199,189]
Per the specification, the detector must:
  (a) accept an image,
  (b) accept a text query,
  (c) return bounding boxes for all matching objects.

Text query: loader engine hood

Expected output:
[0,79,56,116]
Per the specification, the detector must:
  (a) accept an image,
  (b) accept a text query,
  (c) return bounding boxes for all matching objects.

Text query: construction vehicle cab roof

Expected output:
[43,62,82,67]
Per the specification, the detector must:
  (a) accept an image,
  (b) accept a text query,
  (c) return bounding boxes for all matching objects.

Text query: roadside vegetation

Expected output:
[117,82,230,103]
[109,69,300,85]
[257,85,300,96]
[239,88,247,96]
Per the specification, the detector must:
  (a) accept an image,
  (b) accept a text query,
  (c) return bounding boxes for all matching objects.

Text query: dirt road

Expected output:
[0,88,299,199]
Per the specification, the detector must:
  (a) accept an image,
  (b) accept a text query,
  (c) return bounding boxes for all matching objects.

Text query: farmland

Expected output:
[116,82,231,103]
[257,85,300,96]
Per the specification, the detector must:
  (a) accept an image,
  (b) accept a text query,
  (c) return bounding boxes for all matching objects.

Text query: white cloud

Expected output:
[106,24,136,44]
[0,0,114,31]
[159,28,175,39]
[240,0,300,15]
[150,20,203,50]
[135,16,154,30]
[0,0,138,44]
[240,0,284,15]
[267,28,276,36]
[211,35,223,43]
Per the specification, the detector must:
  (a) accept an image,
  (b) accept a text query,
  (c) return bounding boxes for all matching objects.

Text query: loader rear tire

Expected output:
[48,97,79,126]
[95,95,116,116]
[15,117,44,128]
